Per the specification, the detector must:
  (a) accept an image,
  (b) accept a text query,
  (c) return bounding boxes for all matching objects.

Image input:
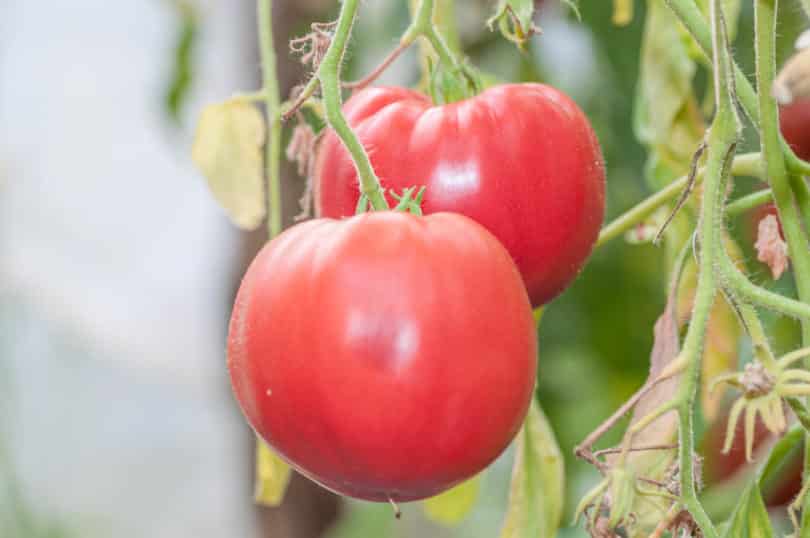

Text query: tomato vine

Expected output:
[192,0,810,535]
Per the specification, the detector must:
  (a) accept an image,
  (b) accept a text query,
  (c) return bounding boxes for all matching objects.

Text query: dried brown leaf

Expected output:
[755,215,789,280]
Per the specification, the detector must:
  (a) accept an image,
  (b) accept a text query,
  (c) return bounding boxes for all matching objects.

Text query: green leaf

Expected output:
[721,482,774,538]
[423,475,482,526]
[164,0,198,124]
[695,0,742,42]
[758,425,803,490]
[487,0,539,51]
[254,438,292,507]
[192,99,267,230]
[499,398,564,538]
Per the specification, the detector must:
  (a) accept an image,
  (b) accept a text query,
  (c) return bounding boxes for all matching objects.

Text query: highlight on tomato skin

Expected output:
[227,211,538,502]
[314,83,606,308]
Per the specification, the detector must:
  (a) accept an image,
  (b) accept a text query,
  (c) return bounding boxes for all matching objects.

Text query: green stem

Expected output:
[725,188,772,216]
[258,0,282,237]
[790,173,810,236]
[671,4,741,536]
[406,0,467,73]
[718,250,810,320]
[754,0,810,345]
[318,0,388,211]
[732,299,779,369]
[664,0,810,178]
[788,398,810,432]
[596,153,761,248]
[673,125,726,538]
[434,0,461,53]
[680,411,718,534]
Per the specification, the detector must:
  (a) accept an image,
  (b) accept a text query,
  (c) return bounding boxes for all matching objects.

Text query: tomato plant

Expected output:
[315,84,606,307]
[191,0,810,534]
[227,211,537,501]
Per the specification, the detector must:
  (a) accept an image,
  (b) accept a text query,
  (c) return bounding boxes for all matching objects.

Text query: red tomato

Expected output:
[314,84,606,307]
[781,99,810,161]
[228,211,538,501]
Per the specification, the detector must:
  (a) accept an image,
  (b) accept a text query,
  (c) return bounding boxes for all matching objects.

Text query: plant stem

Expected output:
[789,173,810,238]
[596,153,761,248]
[318,0,388,210]
[719,251,810,320]
[730,297,778,367]
[409,0,469,73]
[725,189,772,216]
[258,0,282,237]
[754,0,810,345]
[406,0,464,74]
[664,0,810,179]
[349,0,465,91]
[671,3,740,536]
[749,1,810,508]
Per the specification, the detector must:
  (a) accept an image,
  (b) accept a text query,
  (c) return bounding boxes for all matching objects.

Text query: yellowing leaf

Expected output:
[613,0,633,26]
[634,1,705,190]
[499,398,564,538]
[192,100,266,230]
[423,475,481,526]
[254,438,292,507]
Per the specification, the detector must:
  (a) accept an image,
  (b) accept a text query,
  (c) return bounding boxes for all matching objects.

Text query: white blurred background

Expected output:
[0,2,253,536]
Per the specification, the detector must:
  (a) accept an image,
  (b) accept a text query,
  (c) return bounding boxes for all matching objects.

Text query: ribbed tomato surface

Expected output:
[315,84,606,307]
[228,211,537,501]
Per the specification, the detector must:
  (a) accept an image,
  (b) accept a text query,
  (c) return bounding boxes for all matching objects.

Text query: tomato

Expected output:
[781,99,810,161]
[228,211,538,502]
[314,84,606,307]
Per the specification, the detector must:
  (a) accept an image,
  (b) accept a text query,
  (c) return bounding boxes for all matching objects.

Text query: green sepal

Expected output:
[487,0,539,51]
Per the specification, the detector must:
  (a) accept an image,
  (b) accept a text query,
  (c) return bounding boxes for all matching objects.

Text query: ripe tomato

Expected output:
[228,211,538,502]
[314,84,606,307]
[781,99,810,161]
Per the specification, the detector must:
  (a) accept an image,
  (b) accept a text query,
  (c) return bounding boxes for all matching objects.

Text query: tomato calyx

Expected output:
[355,187,427,216]
[710,348,810,462]
[427,57,481,105]
[392,186,427,216]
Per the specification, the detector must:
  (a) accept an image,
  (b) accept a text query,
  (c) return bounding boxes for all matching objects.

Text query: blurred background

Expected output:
[1,1,805,537]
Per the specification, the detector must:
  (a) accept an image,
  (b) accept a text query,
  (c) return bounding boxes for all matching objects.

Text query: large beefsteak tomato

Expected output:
[228,211,537,502]
[314,84,606,307]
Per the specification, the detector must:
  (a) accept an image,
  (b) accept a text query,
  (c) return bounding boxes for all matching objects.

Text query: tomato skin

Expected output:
[314,84,606,307]
[781,99,810,161]
[228,211,538,502]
